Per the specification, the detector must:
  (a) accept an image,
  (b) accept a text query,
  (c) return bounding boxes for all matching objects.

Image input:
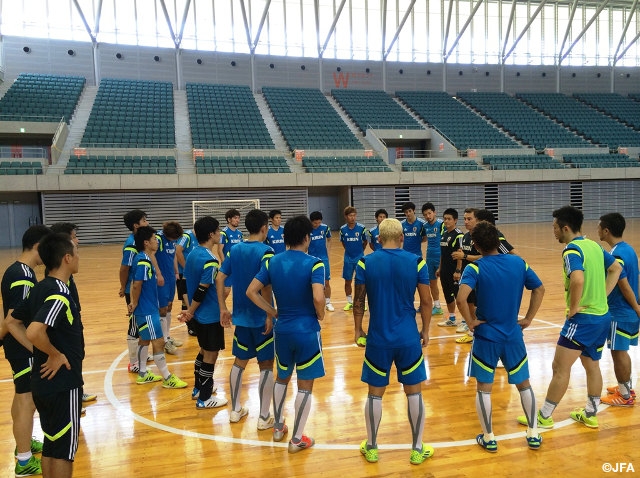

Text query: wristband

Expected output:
[455,269,461,273]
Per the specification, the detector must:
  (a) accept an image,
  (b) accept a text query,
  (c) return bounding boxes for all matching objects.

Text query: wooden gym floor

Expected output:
[0,220,638,477]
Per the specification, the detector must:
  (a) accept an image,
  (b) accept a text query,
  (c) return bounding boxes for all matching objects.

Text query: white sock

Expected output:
[127,336,138,364]
[229,364,244,412]
[476,390,493,435]
[346,295,352,304]
[165,312,172,338]
[154,352,170,380]
[325,297,331,305]
[407,392,425,451]
[434,300,441,308]
[259,369,275,419]
[292,390,312,442]
[160,315,168,342]
[273,381,288,428]
[137,345,149,374]
[365,394,382,448]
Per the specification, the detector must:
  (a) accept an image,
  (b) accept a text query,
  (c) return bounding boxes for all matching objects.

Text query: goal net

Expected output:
[192,199,260,230]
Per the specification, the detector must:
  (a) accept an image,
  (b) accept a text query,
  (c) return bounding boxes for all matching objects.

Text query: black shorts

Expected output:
[127,314,139,338]
[33,387,82,461]
[4,337,33,393]
[439,273,459,304]
[191,319,225,352]
[176,276,187,300]
[466,290,477,305]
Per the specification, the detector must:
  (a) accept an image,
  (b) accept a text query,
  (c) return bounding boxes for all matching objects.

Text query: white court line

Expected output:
[102,347,585,451]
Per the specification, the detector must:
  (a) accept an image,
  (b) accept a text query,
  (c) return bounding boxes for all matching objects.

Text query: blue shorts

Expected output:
[361,342,427,387]
[468,335,530,385]
[426,257,440,281]
[33,387,81,461]
[607,321,639,351]
[157,280,176,308]
[467,335,529,385]
[275,331,325,381]
[135,314,164,341]
[320,258,331,281]
[342,256,360,280]
[558,317,610,360]
[232,325,275,361]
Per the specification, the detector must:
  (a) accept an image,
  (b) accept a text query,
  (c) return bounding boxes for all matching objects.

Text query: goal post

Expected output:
[192,199,260,229]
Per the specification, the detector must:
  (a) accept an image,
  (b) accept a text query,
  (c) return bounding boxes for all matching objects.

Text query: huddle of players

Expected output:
[119,207,325,454]
[346,203,639,455]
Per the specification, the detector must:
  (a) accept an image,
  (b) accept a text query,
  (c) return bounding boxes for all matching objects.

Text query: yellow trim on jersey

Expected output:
[468,263,479,274]
[13,365,32,380]
[417,259,426,272]
[10,279,34,289]
[45,294,73,324]
[312,262,324,273]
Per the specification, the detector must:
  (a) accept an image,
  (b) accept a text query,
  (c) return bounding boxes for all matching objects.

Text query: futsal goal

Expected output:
[192,199,260,228]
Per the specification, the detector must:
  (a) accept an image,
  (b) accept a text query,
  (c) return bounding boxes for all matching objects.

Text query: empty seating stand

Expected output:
[331,89,421,133]
[517,93,640,150]
[481,154,565,170]
[81,79,175,148]
[0,73,85,123]
[302,156,391,173]
[573,93,640,131]
[456,92,592,151]
[263,87,362,151]
[0,160,43,175]
[401,160,482,172]
[195,156,290,174]
[396,91,520,152]
[562,153,640,168]
[187,83,274,149]
[65,154,176,174]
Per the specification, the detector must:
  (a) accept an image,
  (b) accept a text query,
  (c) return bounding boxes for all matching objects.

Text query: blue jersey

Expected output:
[177,230,197,274]
[121,233,137,294]
[220,241,274,327]
[401,218,426,257]
[460,254,542,342]
[221,227,244,257]
[155,231,177,279]
[368,225,382,251]
[254,250,325,335]
[309,224,331,259]
[184,245,220,324]
[355,248,429,347]
[132,252,159,317]
[265,226,286,254]
[340,223,368,260]
[608,241,639,324]
[424,219,443,259]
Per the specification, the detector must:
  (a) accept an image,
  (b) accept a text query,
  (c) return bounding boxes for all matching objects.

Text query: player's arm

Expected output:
[181,282,214,323]
[518,284,545,330]
[604,259,622,296]
[353,283,367,345]
[216,243,225,264]
[148,252,164,287]
[417,282,433,346]
[176,244,186,269]
[456,284,477,329]
[247,278,277,318]
[118,265,130,297]
[4,312,33,352]
[616,276,640,316]
[127,280,142,315]
[312,282,325,321]
[567,269,585,318]
[26,322,70,379]
[215,272,231,326]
